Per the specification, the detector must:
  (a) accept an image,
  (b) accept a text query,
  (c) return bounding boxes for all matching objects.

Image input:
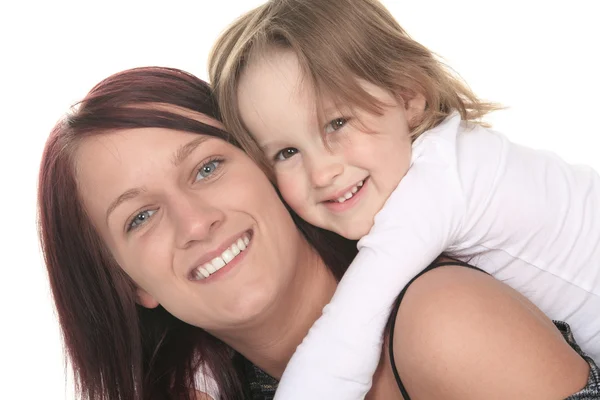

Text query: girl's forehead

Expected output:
[240,51,350,117]
[242,50,310,97]
[243,48,387,111]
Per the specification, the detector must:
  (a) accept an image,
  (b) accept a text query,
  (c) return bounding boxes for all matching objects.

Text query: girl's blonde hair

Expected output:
[209,0,499,156]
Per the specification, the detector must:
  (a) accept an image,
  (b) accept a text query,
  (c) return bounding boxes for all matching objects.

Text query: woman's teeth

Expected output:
[192,234,251,280]
[334,180,364,203]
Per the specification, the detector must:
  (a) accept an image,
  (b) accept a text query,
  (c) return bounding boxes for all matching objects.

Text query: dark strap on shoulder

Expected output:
[388,259,486,399]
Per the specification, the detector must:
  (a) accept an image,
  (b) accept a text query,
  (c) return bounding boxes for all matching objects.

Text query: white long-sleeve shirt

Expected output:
[274,113,600,399]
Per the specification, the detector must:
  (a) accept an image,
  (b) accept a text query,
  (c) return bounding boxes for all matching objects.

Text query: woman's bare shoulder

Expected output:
[386,264,589,399]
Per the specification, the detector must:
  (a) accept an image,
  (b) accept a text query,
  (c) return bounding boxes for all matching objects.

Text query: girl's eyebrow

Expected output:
[260,142,272,151]
[259,140,282,153]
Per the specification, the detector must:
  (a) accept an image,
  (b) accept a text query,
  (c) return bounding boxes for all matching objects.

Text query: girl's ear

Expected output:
[136,287,159,309]
[404,92,426,126]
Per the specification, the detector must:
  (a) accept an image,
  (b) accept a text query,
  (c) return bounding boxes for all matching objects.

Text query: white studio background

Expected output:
[0,0,598,398]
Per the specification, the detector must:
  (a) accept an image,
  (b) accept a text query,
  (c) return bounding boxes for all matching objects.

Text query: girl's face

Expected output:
[75,113,307,333]
[237,50,423,239]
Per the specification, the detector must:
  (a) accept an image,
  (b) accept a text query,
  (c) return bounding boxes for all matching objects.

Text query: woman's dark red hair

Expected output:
[37,67,356,399]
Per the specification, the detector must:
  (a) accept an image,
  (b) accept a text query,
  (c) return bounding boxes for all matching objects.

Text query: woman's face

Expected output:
[75,114,305,333]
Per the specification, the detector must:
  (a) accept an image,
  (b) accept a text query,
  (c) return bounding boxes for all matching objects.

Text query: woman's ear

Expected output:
[136,288,159,309]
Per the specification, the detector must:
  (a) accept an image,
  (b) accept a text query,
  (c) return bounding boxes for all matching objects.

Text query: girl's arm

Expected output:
[274,154,466,399]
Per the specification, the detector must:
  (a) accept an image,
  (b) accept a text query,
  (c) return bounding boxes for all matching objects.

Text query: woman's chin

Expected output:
[183,292,279,332]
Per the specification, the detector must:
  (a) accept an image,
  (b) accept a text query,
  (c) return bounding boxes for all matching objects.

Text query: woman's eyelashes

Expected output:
[124,157,225,233]
[195,157,224,182]
[127,209,157,232]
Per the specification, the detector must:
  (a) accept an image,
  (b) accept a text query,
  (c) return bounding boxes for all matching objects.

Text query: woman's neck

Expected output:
[213,243,337,379]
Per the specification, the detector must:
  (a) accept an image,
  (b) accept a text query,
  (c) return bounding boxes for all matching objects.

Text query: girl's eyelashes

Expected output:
[126,209,157,232]
[274,147,299,162]
[195,157,224,182]
[324,117,349,134]
[270,117,348,162]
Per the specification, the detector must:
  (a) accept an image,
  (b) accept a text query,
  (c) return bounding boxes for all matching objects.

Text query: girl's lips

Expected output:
[322,177,369,213]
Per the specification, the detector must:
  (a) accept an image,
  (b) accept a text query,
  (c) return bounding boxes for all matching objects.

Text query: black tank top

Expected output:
[388,259,485,399]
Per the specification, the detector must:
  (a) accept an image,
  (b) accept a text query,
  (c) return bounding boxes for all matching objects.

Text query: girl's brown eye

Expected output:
[275,147,299,161]
[325,117,348,134]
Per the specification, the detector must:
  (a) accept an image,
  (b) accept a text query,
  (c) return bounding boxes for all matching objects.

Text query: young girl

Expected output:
[209,0,600,398]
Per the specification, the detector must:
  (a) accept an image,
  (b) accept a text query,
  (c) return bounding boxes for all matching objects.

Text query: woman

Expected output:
[38,67,594,400]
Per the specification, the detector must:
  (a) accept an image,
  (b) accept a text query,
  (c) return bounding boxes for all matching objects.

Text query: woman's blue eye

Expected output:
[324,117,348,134]
[196,160,221,180]
[275,148,299,161]
[128,209,157,231]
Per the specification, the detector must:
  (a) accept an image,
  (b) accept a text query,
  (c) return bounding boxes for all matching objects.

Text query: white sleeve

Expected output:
[274,137,466,399]
[193,363,220,400]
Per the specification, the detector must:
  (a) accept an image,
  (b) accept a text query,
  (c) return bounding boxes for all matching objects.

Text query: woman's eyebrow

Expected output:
[105,136,211,225]
[105,188,146,225]
[172,136,209,167]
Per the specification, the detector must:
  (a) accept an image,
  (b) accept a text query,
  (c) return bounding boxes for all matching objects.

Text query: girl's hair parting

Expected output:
[209,0,500,147]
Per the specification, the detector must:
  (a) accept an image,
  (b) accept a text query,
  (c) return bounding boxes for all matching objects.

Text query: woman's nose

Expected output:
[173,196,225,249]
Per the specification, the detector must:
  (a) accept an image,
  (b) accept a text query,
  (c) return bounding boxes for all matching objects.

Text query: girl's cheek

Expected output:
[277,174,310,214]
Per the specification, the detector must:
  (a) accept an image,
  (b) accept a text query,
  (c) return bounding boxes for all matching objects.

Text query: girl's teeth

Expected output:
[193,234,251,280]
[334,180,365,203]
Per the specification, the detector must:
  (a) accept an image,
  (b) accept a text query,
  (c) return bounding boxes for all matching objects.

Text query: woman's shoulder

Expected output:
[384,260,589,399]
